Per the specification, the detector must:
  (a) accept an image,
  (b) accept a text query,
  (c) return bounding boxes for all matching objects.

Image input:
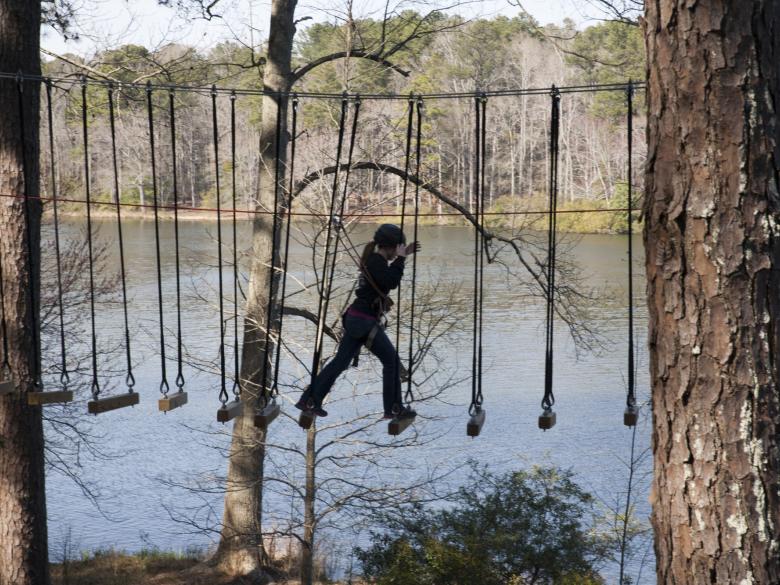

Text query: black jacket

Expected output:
[351,253,405,316]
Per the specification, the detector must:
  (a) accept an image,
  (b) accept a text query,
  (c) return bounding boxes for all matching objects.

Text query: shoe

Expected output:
[294,399,308,411]
[311,405,328,417]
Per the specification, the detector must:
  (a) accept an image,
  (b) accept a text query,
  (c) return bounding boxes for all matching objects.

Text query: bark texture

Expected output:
[213,0,296,576]
[644,1,780,583]
[0,2,48,585]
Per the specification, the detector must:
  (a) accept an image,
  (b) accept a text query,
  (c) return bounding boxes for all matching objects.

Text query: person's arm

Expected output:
[367,254,405,291]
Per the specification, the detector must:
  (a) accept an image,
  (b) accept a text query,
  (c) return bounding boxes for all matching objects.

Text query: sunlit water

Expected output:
[43,218,653,583]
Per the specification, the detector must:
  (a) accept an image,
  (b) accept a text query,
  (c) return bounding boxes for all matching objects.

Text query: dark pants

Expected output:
[307,314,401,415]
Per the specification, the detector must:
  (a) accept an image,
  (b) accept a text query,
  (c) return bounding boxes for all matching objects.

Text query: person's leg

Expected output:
[366,327,402,416]
[308,316,373,407]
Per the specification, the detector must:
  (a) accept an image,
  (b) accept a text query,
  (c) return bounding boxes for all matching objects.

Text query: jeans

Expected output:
[307,314,401,415]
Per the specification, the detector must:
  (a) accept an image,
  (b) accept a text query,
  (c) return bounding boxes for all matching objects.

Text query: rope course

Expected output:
[624,81,638,428]
[0,73,646,433]
[158,88,189,412]
[467,93,488,437]
[107,83,137,401]
[213,86,243,424]
[256,95,285,429]
[539,87,561,431]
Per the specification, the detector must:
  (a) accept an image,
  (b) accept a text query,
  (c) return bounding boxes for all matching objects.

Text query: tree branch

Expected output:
[292,49,410,83]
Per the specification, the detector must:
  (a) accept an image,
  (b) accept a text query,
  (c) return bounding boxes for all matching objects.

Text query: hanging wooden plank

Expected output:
[217,399,243,423]
[158,391,188,413]
[466,408,486,437]
[538,409,556,430]
[298,410,315,430]
[0,376,14,395]
[27,390,74,405]
[88,392,140,415]
[388,413,416,436]
[254,402,281,428]
[624,406,639,427]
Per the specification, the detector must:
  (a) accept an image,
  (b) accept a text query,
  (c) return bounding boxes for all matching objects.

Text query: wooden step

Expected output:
[158,391,188,413]
[298,410,315,430]
[467,408,486,437]
[388,413,416,436]
[254,402,281,428]
[217,400,243,423]
[28,390,74,405]
[538,409,556,430]
[623,405,639,427]
[0,377,15,395]
[88,392,140,415]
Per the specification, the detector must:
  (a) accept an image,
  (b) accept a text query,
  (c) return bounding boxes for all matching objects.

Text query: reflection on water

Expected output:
[44,218,652,583]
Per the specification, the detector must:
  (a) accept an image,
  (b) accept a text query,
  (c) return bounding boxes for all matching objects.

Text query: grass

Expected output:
[51,548,201,585]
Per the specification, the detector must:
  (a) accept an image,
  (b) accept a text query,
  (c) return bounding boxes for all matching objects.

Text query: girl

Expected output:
[296,224,420,419]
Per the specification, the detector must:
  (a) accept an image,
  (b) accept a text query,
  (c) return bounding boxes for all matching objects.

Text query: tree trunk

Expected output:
[300,425,316,585]
[0,2,49,585]
[213,0,296,576]
[644,1,780,583]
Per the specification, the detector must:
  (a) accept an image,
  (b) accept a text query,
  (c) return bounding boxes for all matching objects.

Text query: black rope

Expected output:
[477,94,487,409]
[626,80,636,411]
[469,95,482,414]
[542,87,561,413]
[168,90,185,393]
[271,95,299,396]
[260,96,285,405]
[404,97,423,405]
[46,79,69,387]
[309,96,349,385]
[212,86,229,406]
[107,84,135,392]
[392,96,415,410]
[81,77,101,399]
[230,91,241,399]
[17,75,42,390]
[146,83,170,398]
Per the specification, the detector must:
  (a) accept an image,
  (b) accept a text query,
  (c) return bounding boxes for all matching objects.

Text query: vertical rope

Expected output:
[542,87,561,414]
[470,95,481,413]
[212,86,229,406]
[393,96,415,410]
[477,93,487,408]
[169,90,185,393]
[46,79,69,387]
[146,83,170,398]
[271,94,299,396]
[0,223,8,372]
[626,80,636,411]
[309,96,349,385]
[260,95,284,404]
[107,84,135,392]
[230,91,241,398]
[81,77,101,399]
[404,97,423,405]
[17,75,42,389]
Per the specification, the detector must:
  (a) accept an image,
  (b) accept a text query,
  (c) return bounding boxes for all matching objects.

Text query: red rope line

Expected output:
[0,192,630,218]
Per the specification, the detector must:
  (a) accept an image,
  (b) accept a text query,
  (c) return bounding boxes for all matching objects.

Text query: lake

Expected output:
[43,217,653,583]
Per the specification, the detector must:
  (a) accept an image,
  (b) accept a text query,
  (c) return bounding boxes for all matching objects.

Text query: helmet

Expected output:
[373,224,406,247]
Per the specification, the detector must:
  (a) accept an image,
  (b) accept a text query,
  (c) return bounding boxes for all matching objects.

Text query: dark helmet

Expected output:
[373,224,406,247]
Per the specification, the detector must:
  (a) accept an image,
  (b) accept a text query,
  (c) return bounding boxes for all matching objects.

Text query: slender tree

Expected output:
[0,2,49,585]
[644,1,780,583]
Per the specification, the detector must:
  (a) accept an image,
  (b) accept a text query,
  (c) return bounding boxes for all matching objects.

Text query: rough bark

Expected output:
[212,0,296,576]
[300,426,316,585]
[644,1,780,583]
[0,2,49,585]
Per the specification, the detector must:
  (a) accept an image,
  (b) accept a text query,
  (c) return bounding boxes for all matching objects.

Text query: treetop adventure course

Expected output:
[0,72,642,437]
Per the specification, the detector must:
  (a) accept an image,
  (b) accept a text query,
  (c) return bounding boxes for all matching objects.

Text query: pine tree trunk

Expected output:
[644,1,780,583]
[0,2,49,585]
[213,0,296,576]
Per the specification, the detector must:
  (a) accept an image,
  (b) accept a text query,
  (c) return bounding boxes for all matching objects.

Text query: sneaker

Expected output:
[294,399,308,412]
[311,405,328,417]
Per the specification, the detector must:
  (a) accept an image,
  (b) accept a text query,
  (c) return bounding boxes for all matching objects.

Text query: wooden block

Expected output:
[254,402,281,428]
[624,406,639,427]
[0,377,14,395]
[388,413,416,436]
[27,390,74,405]
[298,410,315,430]
[538,409,556,430]
[88,392,140,415]
[467,408,486,437]
[217,400,244,423]
[158,391,188,413]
